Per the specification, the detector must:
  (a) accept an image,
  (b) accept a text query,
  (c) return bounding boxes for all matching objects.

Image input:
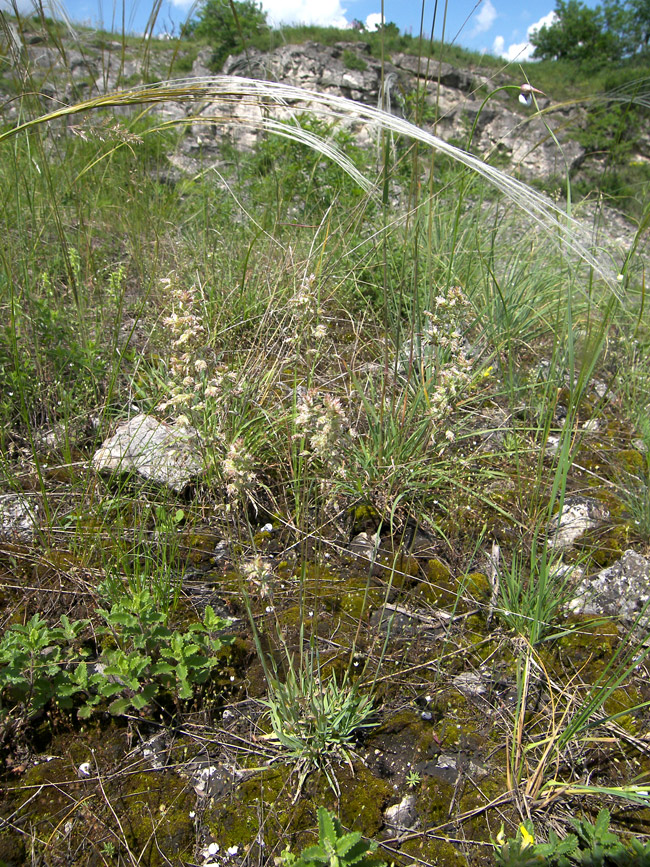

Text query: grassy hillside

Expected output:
[1,9,650,867]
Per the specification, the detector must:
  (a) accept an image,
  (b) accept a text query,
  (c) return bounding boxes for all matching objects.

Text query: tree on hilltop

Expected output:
[189,0,267,69]
[530,0,650,63]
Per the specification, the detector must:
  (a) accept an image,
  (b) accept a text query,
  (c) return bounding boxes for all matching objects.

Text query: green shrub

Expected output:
[342,49,367,72]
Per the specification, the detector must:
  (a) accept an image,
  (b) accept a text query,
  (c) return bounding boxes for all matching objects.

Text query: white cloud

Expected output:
[493,9,557,61]
[261,0,349,27]
[471,0,497,36]
[501,39,535,60]
[365,12,383,31]
[529,10,558,36]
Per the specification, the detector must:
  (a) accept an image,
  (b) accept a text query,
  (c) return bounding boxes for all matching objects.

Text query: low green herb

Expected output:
[406,769,421,789]
[264,666,375,759]
[0,613,89,717]
[495,811,650,866]
[280,807,385,867]
[0,595,233,720]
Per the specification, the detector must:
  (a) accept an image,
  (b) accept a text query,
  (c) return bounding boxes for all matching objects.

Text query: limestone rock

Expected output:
[92,414,203,492]
[568,549,650,623]
[223,42,388,103]
[191,47,214,77]
[547,496,609,549]
[391,53,474,91]
[384,793,418,829]
[213,42,585,179]
[0,494,38,542]
[349,531,380,559]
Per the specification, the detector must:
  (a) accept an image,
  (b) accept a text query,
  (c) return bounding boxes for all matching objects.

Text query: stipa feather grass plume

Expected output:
[0,74,620,290]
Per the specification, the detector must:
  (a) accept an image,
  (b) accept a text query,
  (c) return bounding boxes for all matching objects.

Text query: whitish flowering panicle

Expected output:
[417,285,474,435]
[162,285,205,379]
[294,389,348,475]
[69,117,144,145]
[222,438,257,500]
[288,273,328,346]
[157,277,210,414]
[157,277,233,417]
[291,273,318,316]
[242,555,273,598]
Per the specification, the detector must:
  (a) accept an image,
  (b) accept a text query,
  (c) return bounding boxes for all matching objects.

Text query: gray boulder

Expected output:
[92,414,203,492]
[391,53,474,91]
[568,549,650,623]
[0,494,38,542]
[547,496,610,549]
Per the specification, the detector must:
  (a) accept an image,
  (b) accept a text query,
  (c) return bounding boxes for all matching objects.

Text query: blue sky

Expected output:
[2,0,600,61]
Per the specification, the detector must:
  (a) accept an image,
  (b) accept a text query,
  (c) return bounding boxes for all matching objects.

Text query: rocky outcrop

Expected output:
[224,42,384,102]
[184,41,584,178]
[0,26,601,178]
[547,496,610,549]
[0,493,38,542]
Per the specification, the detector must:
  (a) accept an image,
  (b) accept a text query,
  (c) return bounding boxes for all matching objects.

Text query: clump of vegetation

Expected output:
[187,0,268,68]
[342,49,368,72]
[262,666,376,794]
[0,596,232,720]
[530,0,650,65]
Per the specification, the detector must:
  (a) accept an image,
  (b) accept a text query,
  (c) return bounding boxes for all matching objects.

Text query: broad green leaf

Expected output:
[318,807,336,845]
[108,696,132,715]
[130,692,150,710]
[178,679,193,700]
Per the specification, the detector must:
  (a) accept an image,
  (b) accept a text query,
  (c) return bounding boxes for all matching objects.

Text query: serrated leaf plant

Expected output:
[280,808,386,867]
[494,811,650,866]
[0,596,233,720]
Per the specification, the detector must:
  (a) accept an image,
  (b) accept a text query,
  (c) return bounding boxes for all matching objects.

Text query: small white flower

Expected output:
[226,846,239,856]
